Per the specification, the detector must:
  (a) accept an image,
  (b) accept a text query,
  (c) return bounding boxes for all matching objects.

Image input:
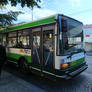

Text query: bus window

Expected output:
[8,32,17,48]
[43,32,53,51]
[8,32,17,37]
[2,34,7,46]
[57,17,83,55]
[33,33,40,48]
[43,30,54,68]
[8,38,17,47]
[17,30,30,48]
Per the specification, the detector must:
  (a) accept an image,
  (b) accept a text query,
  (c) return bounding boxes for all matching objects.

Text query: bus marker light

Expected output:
[61,63,69,69]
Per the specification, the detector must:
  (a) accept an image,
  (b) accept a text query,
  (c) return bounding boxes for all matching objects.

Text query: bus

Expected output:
[0,14,88,79]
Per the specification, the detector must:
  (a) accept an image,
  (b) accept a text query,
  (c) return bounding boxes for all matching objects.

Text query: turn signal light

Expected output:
[61,63,69,69]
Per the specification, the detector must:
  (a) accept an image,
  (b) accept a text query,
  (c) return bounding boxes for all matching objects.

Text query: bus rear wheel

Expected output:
[18,58,29,74]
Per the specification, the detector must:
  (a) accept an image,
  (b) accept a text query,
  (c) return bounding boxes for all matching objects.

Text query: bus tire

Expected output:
[18,57,29,74]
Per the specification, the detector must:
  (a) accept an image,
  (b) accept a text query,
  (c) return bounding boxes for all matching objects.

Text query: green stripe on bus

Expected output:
[69,57,85,67]
[7,53,32,63]
[0,16,56,33]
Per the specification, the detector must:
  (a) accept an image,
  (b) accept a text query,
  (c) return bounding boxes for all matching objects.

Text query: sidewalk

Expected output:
[0,71,45,92]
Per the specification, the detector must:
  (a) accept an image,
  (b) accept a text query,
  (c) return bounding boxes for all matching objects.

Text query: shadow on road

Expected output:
[3,62,89,92]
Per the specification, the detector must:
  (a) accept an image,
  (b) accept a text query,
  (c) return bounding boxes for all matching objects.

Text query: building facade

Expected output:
[83,24,92,51]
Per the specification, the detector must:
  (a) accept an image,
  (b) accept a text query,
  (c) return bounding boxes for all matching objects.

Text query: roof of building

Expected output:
[83,24,92,29]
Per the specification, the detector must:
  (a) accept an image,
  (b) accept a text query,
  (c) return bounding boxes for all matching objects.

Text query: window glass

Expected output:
[57,16,83,55]
[8,38,17,47]
[23,31,29,36]
[8,32,17,47]
[43,25,55,31]
[8,32,17,37]
[2,34,7,46]
[33,32,40,48]
[17,30,30,48]
[62,18,83,55]
[43,30,53,51]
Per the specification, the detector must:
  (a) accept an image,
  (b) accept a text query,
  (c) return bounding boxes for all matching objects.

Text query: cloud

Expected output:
[1,3,56,24]
[16,8,56,23]
[69,0,81,7]
[34,8,56,19]
[17,13,32,23]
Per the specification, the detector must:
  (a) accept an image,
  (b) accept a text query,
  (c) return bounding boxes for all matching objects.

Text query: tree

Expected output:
[0,0,41,8]
[0,5,6,9]
[0,0,41,28]
[0,11,22,28]
[0,5,22,28]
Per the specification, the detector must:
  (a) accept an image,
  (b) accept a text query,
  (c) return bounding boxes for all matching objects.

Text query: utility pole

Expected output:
[32,7,33,21]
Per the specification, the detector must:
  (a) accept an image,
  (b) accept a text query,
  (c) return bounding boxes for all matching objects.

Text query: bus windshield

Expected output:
[58,17,83,55]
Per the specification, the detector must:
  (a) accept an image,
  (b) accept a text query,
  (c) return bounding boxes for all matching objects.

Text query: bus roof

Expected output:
[0,14,82,33]
[0,15,57,33]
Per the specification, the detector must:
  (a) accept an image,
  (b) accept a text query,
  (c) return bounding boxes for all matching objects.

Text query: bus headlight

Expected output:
[61,63,69,69]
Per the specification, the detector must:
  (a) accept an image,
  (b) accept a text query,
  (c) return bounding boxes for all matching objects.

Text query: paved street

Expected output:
[1,53,92,92]
[0,70,45,92]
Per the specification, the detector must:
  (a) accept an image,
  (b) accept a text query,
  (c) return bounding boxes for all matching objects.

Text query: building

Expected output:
[83,24,92,51]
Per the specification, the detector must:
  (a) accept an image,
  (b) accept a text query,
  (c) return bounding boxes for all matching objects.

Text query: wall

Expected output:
[83,26,92,51]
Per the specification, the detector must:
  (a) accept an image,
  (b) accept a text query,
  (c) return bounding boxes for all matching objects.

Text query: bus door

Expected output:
[32,28,54,72]
[43,30,54,70]
[32,31,41,69]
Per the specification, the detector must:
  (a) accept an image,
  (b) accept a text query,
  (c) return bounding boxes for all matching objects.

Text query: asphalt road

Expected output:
[3,54,92,92]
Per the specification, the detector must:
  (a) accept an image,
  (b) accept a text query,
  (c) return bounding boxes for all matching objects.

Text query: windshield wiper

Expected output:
[67,49,85,59]
[67,51,78,59]
[77,49,86,53]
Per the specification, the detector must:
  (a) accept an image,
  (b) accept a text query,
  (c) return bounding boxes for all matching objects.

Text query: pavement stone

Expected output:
[0,71,45,92]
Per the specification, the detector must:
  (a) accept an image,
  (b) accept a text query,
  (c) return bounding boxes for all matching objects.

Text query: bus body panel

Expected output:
[55,52,85,70]
[6,48,32,63]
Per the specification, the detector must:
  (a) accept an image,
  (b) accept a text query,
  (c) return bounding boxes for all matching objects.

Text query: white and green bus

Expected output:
[0,14,88,79]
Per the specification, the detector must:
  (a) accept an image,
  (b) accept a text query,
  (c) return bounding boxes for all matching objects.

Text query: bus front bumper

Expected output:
[56,63,88,80]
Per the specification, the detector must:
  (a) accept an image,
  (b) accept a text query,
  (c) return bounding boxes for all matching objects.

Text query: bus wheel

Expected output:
[18,58,29,74]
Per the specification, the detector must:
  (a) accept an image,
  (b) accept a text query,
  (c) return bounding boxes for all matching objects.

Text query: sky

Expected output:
[1,0,92,25]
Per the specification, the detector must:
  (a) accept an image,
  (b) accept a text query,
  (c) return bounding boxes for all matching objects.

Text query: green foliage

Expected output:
[0,0,41,28]
[0,0,41,8]
[0,11,22,28]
